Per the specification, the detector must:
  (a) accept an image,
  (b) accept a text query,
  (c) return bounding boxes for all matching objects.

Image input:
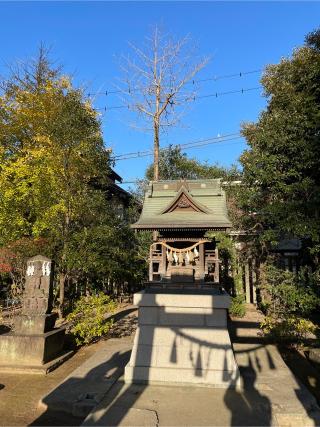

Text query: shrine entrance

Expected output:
[149,238,220,287]
[132,179,231,288]
[125,179,241,388]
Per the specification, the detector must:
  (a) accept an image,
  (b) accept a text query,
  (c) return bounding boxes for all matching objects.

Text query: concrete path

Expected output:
[33,306,137,425]
[0,304,137,426]
[38,336,133,419]
[83,306,320,427]
[0,340,105,426]
[35,305,137,422]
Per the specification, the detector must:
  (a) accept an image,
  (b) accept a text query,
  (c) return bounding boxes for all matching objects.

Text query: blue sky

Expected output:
[0,1,319,186]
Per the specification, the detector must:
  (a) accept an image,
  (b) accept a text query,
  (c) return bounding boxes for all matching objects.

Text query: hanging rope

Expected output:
[152,240,208,253]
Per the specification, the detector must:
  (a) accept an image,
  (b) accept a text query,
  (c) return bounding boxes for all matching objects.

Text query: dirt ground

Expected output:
[0,304,137,427]
[0,340,106,426]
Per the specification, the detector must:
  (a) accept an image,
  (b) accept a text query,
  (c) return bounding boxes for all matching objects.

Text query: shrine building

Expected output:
[132,178,231,287]
[125,178,241,388]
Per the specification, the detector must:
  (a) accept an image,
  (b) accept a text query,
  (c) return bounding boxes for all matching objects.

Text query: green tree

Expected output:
[236,28,320,266]
[0,48,141,315]
[145,145,241,181]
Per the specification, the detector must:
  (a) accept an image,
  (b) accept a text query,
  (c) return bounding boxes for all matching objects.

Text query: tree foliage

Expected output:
[236,28,320,266]
[261,263,319,318]
[0,48,145,313]
[205,231,246,317]
[259,262,319,343]
[66,293,117,346]
[145,145,241,181]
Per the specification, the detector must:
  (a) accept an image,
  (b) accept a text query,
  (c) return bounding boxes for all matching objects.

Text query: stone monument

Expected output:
[0,255,71,373]
[125,179,241,388]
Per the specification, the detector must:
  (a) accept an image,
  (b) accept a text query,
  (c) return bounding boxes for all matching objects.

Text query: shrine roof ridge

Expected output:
[132,178,231,230]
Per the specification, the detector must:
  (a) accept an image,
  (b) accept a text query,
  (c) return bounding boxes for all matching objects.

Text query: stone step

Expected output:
[129,342,238,370]
[125,365,241,388]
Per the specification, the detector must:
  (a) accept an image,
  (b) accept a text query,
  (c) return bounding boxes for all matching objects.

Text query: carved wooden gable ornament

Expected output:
[160,186,211,214]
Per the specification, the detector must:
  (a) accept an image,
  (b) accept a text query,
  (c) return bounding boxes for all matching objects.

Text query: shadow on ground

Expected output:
[30,350,131,426]
[29,302,320,427]
[29,307,135,426]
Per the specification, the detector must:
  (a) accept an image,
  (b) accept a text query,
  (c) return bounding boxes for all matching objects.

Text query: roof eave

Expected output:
[131,223,232,230]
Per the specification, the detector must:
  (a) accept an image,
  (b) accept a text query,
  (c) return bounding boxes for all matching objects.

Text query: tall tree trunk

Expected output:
[58,272,66,319]
[152,119,159,242]
[153,118,159,181]
[58,210,70,319]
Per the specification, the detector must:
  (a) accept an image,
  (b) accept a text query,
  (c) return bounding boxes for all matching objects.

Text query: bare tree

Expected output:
[119,26,209,181]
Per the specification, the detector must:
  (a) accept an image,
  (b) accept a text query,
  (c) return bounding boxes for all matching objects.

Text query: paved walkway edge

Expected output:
[38,336,133,418]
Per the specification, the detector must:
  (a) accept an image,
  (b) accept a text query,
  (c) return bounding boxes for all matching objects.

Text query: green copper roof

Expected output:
[132,179,232,230]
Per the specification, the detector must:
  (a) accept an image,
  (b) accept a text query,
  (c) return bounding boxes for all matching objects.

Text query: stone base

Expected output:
[0,350,73,374]
[124,289,241,389]
[14,313,58,335]
[0,327,66,365]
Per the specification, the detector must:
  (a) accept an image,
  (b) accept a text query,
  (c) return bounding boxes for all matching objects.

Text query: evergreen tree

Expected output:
[236,28,320,267]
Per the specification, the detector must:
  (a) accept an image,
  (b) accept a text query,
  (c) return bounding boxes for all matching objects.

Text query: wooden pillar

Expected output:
[161,243,167,278]
[244,262,250,303]
[252,258,257,304]
[149,244,153,282]
[214,248,220,283]
[292,257,297,273]
[199,243,205,283]
[284,257,289,271]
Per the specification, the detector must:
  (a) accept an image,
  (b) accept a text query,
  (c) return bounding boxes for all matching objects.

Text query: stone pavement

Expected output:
[0,304,137,426]
[83,306,320,426]
[1,303,319,426]
[0,341,103,426]
[38,336,133,419]
[33,306,137,425]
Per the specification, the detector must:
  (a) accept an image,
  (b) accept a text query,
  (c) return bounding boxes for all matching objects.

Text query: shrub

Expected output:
[66,293,117,346]
[262,264,319,318]
[259,264,319,345]
[260,315,317,344]
[229,294,246,318]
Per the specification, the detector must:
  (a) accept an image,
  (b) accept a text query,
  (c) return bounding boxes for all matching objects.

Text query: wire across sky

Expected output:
[88,67,263,97]
[111,132,244,161]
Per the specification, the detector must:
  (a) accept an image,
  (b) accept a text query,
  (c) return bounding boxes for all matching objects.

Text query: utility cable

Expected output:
[111,133,243,161]
[94,85,262,112]
[88,67,263,97]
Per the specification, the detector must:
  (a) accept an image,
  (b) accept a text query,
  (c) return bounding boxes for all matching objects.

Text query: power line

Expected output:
[88,67,263,97]
[112,132,239,160]
[94,85,262,112]
[111,132,243,161]
[118,177,244,185]
[196,86,261,100]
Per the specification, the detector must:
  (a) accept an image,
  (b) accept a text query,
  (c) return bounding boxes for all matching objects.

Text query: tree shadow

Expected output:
[231,311,320,426]
[279,344,320,407]
[28,291,320,427]
[29,304,137,426]
[78,290,274,426]
[30,350,131,426]
[106,309,138,339]
[108,307,137,325]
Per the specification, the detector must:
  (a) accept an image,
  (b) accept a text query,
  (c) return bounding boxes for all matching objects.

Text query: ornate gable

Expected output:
[160,186,210,214]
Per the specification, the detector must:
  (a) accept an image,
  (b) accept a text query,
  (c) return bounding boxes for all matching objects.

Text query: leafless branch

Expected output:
[118,25,210,179]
